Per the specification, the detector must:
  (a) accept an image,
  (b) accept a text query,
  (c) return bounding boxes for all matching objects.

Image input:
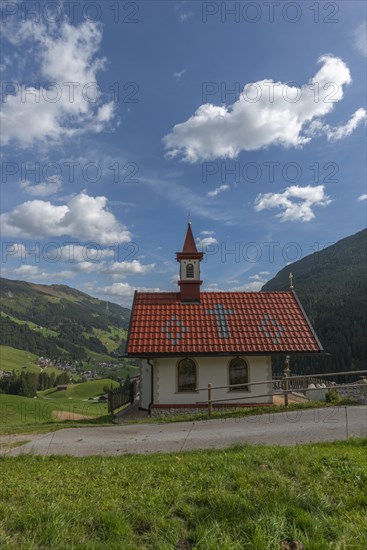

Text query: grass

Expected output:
[1,388,357,436]
[88,326,127,354]
[0,439,366,549]
[39,379,119,400]
[0,394,55,427]
[0,393,112,435]
[36,379,119,417]
[0,380,120,434]
[0,346,39,373]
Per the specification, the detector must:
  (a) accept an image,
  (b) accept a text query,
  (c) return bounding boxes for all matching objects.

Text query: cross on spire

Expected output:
[206,303,235,338]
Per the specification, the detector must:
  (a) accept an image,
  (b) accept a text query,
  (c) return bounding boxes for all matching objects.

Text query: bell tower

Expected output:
[176,222,203,303]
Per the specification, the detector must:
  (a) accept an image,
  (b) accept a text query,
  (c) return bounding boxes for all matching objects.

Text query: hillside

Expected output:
[262,228,367,374]
[0,278,130,362]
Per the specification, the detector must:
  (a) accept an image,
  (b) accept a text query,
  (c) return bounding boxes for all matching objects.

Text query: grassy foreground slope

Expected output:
[0,394,55,427]
[0,440,366,549]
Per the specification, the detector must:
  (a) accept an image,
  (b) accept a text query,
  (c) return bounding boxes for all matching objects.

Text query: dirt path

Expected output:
[273,394,308,406]
[52,410,93,421]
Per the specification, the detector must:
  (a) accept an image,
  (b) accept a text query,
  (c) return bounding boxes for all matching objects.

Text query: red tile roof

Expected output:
[126,291,323,356]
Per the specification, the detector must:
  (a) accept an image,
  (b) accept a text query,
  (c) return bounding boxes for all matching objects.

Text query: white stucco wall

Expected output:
[147,356,272,406]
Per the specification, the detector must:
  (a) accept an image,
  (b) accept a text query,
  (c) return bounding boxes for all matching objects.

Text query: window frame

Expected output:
[186,263,194,278]
[228,357,249,392]
[177,357,197,393]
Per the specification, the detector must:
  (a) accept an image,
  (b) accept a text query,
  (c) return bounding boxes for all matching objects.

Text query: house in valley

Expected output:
[126,223,323,416]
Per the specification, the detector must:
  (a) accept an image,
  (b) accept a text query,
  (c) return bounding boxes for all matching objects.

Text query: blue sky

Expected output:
[1,0,366,305]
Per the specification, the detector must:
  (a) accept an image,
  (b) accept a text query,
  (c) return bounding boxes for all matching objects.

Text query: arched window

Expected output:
[177,358,197,392]
[186,263,194,278]
[229,358,248,391]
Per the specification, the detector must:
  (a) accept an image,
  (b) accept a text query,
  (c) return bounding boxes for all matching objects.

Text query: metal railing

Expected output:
[108,379,137,416]
[195,370,367,417]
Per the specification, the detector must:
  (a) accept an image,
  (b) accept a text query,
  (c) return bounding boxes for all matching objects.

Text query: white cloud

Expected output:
[230,281,264,292]
[174,2,194,23]
[306,108,366,141]
[58,244,115,263]
[96,282,164,305]
[200,230,215,235]
[1,20,115,148]
[2,242,155,283]
[354,22,367,57]
[174,69,186,80]
[1,192,131,244]
[8,265,43,278]
[230,271,270,291]
[3,264,75,282]
[179,12,193,22]
[96,102,115,123]
[0,55,12,72]
[196,236,219,248]
[164,56,361,162]
[20,179,62,197]
[357,194,367,201]
[325,108,366,141]
[207,184,230,197]
[254,185,332,222]
[101,260,155,279]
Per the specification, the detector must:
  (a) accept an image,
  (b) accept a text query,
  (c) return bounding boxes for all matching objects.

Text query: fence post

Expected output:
[108,389,113,419]
[283,356,290,407]
[130,380,136,405]
[208,383,212,417]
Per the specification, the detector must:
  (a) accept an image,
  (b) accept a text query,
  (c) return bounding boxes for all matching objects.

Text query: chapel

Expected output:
[126,223,323,416]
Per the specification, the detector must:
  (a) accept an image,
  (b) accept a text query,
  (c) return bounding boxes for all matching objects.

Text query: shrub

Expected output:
[326,388,341,404]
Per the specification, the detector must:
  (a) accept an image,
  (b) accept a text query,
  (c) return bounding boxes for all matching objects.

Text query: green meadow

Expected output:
[0,346,40,373]
[39,378,119,401]
[0,439,366,549]
[0,379,120,434]
[0,345,65,377]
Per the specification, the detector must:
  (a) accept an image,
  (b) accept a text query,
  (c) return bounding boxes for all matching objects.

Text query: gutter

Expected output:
[147,358,154,416]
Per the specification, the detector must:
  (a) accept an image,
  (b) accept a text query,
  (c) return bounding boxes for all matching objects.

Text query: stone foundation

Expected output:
[338,386,367,404]
[150,403,271,418]
[151,406,205,418]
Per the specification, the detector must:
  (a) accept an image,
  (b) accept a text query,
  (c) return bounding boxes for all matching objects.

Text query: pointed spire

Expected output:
[181,222,199,254]
[176,221,203,302]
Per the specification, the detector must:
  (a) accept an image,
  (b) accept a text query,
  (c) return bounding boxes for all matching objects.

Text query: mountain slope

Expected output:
[262,228,367,374]
[0,278,130,361]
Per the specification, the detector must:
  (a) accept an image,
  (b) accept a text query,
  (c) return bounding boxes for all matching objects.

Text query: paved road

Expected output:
[2,406,366,456]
